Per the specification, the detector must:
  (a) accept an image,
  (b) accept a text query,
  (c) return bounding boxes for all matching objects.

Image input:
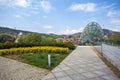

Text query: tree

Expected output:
[18,33,41,44]
[108,35,120,45]
[41,36,56,45]
[0,34,15,43]
[109,35,120,42]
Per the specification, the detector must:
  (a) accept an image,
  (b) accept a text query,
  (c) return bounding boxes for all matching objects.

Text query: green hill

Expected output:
[0,26,31,37]
[0,26,120,38]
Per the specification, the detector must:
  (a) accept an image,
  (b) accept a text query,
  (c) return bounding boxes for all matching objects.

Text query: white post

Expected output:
[101,42,102,54]
[48,54,51,67]
[67,47,69,53]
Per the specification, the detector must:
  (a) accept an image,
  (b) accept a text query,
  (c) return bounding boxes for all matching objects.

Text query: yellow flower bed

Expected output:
[0,46,67,55]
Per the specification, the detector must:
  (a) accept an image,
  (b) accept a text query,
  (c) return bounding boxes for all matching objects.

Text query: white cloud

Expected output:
[40,0,52,13]
[31,21,40,25]
[111,19,120,30]
[107,10,120,18]
[57,28,84,35]
[69,3,96,12]
[101,3,115,9]
[14,14,22,18]
[13,0,30,7]
[22,12,31,17]
[43,15,47,19]
[14,12,31,18]
[107,10,120,31]
[107,11,113,17]
[43,25,53,29]
[0,0,30,8]
[111,19,120,25]
[46,31,55,34]
[108,27,120,32]
[1,24,14,29]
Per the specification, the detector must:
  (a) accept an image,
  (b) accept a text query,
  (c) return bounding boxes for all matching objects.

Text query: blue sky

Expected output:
[0,0,120,34]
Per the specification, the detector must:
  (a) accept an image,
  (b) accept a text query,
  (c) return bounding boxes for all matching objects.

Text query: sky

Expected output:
[0,0,120,35]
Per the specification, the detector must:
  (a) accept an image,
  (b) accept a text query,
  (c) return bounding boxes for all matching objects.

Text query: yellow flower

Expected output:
[0,46,67,55]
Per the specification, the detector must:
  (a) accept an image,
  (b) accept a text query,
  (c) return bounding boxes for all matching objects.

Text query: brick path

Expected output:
[0,57,49,80]
[42,46,120,80]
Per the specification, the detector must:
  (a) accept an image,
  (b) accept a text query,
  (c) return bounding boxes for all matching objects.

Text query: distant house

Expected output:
[56,38,64,43]
[104,35,109,40]
[15,32,23,43]
[56,36,80,45]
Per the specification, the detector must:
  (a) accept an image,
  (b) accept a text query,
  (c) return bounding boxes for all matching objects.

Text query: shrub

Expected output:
[0,34,15,43]
[18,33,42,44]
[0,46,67,55]
[65,42,75,50]
[0,42,75,50]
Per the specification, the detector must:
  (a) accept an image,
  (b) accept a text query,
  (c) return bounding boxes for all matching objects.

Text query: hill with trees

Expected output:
[0,26,120,38]
[0,26,31,37]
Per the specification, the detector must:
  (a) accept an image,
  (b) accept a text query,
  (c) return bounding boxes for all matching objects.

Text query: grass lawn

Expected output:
[21,53,68,70]
[4,53,69,70]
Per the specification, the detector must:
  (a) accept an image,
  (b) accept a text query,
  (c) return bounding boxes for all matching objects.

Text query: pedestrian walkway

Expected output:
[0,57,49,80]
[102,44,120,70]
[42,46,120,80]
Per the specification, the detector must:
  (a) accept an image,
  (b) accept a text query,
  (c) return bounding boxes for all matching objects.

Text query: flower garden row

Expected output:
[0,46,68,55]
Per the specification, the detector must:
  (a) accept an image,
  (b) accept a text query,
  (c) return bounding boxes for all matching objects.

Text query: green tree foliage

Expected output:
[41,36,56,45]
[18,33,41,44]
[65,42,75,50]
[0,33,75,50]
[108,35,120,45]
[109,35,120,41]
[0,34,15,43]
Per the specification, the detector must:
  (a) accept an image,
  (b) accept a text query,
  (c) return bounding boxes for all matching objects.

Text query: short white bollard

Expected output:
[67,47,69,52]
[48,54,51,67]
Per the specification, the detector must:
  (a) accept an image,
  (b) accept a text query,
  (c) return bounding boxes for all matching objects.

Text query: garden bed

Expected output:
[0,46,67,55]
[1,46,71,70]
[3,53,69,70]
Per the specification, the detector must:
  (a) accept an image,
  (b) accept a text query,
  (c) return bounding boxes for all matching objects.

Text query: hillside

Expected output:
[103,29,120,36]
[0,26,120,38]
[69,29,120,38]
[0,26,64,38]
[0,26,31,37]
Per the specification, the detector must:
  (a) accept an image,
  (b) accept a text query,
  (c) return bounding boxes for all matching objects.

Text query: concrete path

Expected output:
[0,57,49,80]
[102,44,120,70]
[42,46,120,80]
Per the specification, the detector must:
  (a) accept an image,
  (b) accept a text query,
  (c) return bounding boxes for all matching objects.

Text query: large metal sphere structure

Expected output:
[81,22,104,45]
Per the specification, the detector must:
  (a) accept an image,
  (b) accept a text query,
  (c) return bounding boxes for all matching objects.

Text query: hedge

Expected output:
[0,42,75,50]
[0,46,67,55]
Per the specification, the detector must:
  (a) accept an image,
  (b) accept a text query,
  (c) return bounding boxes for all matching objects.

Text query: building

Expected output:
[56,36,80,45]
[15,32,23,43]
[80,22,104,45]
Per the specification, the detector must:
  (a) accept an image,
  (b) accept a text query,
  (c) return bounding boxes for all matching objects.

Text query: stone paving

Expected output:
[0,57,49,80]
[42,46,120,80]
[102,44,120,71]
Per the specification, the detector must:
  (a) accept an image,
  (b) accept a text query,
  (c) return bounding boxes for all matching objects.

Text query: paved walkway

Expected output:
[0,57,49,80]
[42,46,120,80]
[102,44,120,70]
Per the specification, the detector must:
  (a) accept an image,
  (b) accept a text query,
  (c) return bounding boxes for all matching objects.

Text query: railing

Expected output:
[103,42,120,49]
[93,42,120,53]
[93,43,120,72]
